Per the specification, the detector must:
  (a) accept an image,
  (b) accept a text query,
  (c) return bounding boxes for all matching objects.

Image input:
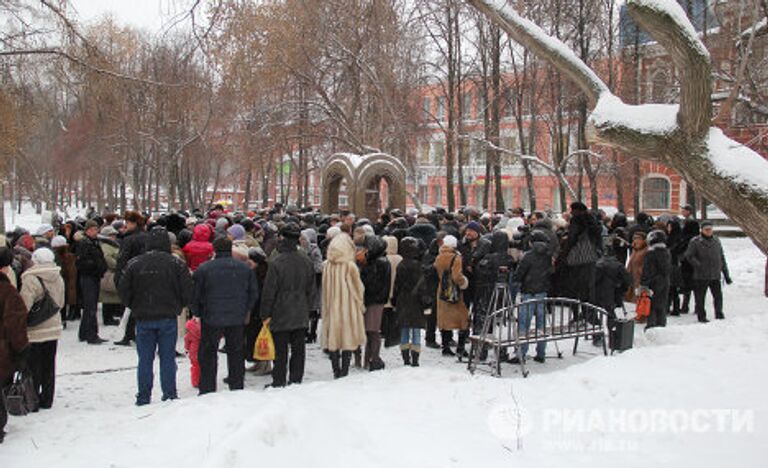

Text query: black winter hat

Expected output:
[647,229,667,246]
[213,237,233,253]
[570,201,588,212]
[280,222,302,239]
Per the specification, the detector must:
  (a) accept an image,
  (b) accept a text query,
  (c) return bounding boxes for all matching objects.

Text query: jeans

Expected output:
[198,323,244,395]
[694,279,723,321]
[78,275,101,341]
[518,292,547,359]
[400,328,422,351]
[136,319,178,404]
[272,328,306,387]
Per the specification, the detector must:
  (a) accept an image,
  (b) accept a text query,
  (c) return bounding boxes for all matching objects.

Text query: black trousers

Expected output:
[198,323,244,394]
[694,279,724,321]
[102,303,124,325]
[646,288,669,329]
[28,340,58,409]
[78,275,101,341]
[272,328,306,387]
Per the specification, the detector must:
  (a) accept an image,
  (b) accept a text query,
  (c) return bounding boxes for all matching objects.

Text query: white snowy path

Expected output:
[2,207,767,467]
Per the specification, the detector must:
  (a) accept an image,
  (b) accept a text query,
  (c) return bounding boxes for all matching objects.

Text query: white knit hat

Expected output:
[443,235,458,249]
[51,235,68,248]
[32,247,55,265]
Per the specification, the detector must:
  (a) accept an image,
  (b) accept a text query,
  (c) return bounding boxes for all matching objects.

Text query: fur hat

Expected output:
[124,210,145,226]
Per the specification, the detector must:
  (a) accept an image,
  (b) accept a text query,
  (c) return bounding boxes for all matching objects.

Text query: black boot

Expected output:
[401,349,411,366]
[340,351,352,377]
[456,330,469,359]
[410,350,420,367]
[441,330,455,356]
[329,351,341,379]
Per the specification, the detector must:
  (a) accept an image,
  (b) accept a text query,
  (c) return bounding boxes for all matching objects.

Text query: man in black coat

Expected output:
[641,230,672,329]
[260,223,315,387]
[193,237,259,394]
[684,221,731,322]
[114,211,149,346]
[76,220,108,344]
[119,228,193,405]
[472,231,514,335]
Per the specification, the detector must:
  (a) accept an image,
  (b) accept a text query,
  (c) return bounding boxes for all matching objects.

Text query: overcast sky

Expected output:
[69,0,195,34]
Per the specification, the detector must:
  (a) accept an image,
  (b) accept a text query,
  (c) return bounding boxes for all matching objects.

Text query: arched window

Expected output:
[642,176,671,210]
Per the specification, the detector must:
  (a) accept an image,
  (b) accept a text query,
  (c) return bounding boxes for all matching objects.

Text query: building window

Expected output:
[433,185,443,205]
[436,96,446,121]
[431,140,445,165]
[422,97,431,120]
[503,187,514,208]
[462,93,472,120]
[642,176,671,210]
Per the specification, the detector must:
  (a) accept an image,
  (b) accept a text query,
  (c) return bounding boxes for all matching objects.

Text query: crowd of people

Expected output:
[0,200,734,442]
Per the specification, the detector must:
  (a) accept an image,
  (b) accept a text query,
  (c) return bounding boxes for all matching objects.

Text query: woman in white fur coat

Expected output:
[20,248,65,409]
[321,233,366,379]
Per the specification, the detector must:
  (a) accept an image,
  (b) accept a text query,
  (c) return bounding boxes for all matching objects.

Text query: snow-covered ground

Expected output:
[2,205,767,467]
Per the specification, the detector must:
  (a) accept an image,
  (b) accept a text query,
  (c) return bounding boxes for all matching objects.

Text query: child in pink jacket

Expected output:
[184,317,201,388]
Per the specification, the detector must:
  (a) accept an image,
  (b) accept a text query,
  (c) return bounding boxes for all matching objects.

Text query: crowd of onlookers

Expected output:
[0,200,734,442]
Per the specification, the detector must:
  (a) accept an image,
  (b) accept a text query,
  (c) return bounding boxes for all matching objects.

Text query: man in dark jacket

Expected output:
[594,248,632,321]
[114,211,149,346]
[119,228,193,405]
[260,223,315,387]
[640,230,672,329]
[511,231,553,363]
[472,231,514,335]
[684,221,731,322]
[193,237,258,394]
[76,220,108,344]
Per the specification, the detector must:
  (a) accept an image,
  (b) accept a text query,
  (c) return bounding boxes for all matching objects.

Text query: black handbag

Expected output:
[2,370,39,416]
[27,277,60,327]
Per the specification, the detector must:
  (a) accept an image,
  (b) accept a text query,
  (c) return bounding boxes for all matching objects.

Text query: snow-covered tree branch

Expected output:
[467,0,768,256]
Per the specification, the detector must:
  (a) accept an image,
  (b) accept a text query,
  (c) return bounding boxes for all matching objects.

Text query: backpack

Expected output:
[27,277,60,327]
[438,255,461,304]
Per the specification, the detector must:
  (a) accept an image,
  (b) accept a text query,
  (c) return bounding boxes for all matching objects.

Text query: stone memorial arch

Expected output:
[320,152,406,220]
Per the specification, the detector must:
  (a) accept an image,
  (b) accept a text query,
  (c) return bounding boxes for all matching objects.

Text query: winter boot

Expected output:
[340,351,352,377]
[440,330,455,356]
[329,351,341,379]
[354,348,362,368]
[410,350,420,367]
[401,349,411,366]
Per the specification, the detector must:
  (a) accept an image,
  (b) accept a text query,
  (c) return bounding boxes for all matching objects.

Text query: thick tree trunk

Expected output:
[469,0,768,254]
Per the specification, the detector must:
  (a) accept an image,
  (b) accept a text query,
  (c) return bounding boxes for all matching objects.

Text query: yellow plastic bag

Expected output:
[253,322,275,361]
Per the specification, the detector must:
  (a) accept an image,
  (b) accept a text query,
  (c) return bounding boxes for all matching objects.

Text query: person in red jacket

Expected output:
[182,224,214,272]
[184,317,201,388]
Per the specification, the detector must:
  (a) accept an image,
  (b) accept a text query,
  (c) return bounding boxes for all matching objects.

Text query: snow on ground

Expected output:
[2,203,767,467]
